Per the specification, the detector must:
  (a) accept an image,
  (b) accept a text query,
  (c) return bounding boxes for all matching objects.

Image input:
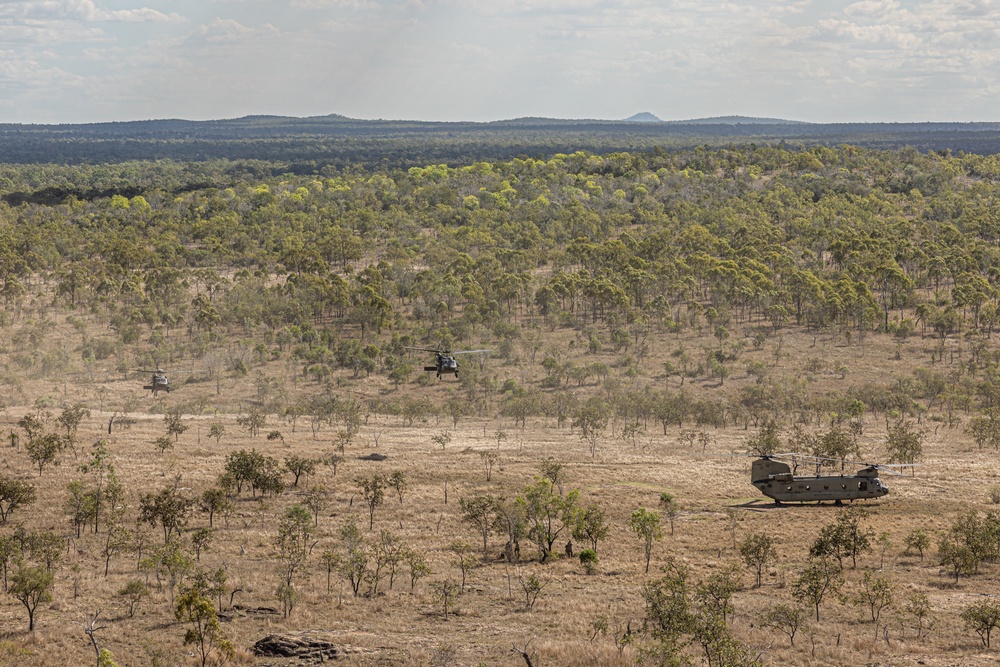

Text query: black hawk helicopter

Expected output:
[406,347,491,379]
[139,368,194,396]
[750,453,912,505]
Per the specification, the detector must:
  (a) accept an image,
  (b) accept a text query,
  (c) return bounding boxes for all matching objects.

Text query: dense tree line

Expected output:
[5,145,1000,430]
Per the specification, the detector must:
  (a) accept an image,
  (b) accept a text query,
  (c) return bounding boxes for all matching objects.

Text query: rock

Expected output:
[252,631,364,662]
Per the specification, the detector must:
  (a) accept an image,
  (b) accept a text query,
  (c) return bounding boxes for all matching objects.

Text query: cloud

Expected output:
[289,0,377,9]
[188,18,259,44]
[5,0,1000,123]
[0,1,183,23]
[844,0,900,18]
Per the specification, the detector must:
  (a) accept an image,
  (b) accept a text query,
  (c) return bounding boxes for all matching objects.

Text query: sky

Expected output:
[2,0,1000,124]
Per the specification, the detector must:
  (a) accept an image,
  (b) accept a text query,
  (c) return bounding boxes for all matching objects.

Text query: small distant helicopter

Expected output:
[750,453,912,505]
[406,347,491,379]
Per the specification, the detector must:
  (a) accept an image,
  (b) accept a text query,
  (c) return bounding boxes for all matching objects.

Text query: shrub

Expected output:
[579,548,599,575]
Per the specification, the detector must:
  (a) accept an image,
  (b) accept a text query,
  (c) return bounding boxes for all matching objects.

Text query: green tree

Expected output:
[357,473,387,530]
[275,504,313,617]
[0,476,35,524]
[460,493,500,558]
[745,418,781,456]
[962,598,1000,648]
[118,579,149,618]
[760,603,805,646]
[629,508,663,574]
[907,591,931,639]
[572,503,609,552]
[284,456,317,487]
[516,476,580,562]
[101,512,132,577]
[199,488,232,529]
[56,403,90,438]
[153,435,173,454]
[337,518,369,597]
[64,481,97,538]
[208,423,225,443]
[939,535,980,582]
[406,547,431,592]
[740,532,777,588]
[388,470,407,504]
[573,396,610,458]
[80,439,114,533]
[904,528,931,560]
[658,492,680,535]
[175,584,235,667]
[857,571,894,637]
[793,558,843,621]
[885,420,924,466]
[192,528,213,561]
[811,426,860,469]
[139,486,191,543]
[9,565,53,631]
[641,557,692,661]
[810,507,872,569]
[237,408,266,437]
[164,410,188,442]
[26,433,64,476]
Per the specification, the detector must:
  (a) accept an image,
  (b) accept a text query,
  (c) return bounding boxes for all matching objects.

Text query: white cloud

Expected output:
[5,0,1000,123]
[188,17,258,43]
[0,1,183,22]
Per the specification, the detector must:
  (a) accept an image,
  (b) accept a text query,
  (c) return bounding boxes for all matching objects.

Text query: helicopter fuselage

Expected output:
[751,457,889,504]
[423,354,459,377]
[143,373,170,395]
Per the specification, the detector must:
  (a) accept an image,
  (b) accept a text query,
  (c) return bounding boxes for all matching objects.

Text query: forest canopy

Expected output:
[1,143,1000,430]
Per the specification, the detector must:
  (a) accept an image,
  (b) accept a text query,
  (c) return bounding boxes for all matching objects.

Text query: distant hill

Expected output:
[4,113,1000,165]
[666,115,808,125]
[623,112,663,123]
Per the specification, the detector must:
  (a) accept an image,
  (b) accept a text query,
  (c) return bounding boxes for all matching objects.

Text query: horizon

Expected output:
[4,2,1000,125]
[5,112,1000,128]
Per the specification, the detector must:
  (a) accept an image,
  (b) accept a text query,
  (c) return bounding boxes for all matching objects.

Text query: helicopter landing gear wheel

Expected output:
[774,499,781,506]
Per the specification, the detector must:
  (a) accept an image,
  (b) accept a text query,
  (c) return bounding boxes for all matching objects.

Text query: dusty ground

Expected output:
[0,311,998,666]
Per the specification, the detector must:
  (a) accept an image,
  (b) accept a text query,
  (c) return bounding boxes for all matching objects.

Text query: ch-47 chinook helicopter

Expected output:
[406,347,491,379]
[751,453,912,505]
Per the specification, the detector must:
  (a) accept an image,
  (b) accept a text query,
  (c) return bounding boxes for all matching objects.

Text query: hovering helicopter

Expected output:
[141,368,171,396]
[138,368,195,396]
[750,453,911,505]
[406,347,491,379]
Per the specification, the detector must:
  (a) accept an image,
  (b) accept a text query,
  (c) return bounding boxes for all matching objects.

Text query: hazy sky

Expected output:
[2,0,999,124]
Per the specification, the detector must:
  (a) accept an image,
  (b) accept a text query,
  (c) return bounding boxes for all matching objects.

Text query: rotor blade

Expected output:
[769,453,829,464]
[450,349,492,355]
[405,346,443,353]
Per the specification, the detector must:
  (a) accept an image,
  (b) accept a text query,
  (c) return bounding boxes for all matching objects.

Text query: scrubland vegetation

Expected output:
[2,145,1000,665]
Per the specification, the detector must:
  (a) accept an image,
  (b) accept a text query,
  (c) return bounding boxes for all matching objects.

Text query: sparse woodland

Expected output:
[3,146,1000,665]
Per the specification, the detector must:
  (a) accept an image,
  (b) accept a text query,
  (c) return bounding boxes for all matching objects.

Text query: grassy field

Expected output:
[0,313,999,667]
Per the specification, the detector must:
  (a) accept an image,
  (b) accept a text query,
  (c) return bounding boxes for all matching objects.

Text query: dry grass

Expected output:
[1,307,999,665]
